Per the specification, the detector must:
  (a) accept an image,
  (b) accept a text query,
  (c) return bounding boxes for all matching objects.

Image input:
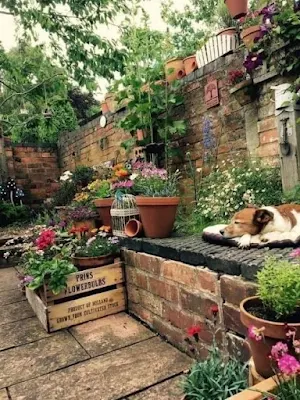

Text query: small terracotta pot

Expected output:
[217,27,237,36]
[241,25,262,49]
[183,55,198,75]
[225,0,248,19]
[101,101,109,114]
[94,198,114,227]
[135,197,180,238]
[165,58,185,83]
[240,296,300,378]
[73,254,115,270]
[136,129,144,141]
[125,219,143,238]
[105,92,117,113]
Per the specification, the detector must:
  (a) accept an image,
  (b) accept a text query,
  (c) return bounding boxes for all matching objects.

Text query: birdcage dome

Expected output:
[110,194,140,237]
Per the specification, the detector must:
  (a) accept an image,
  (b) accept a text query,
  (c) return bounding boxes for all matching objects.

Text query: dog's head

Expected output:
[220,207,274,238]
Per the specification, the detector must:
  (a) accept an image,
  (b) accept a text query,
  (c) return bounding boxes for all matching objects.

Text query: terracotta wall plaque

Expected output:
[205,79,219,109]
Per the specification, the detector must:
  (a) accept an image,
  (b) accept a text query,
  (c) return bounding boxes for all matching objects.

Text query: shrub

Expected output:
[257,257,300,318]
[283,183,300,204]
[72,166,95,187]
[52,181,77,207]
[195,160,282,224]
[183,346,247,399]
[0,202,31,227]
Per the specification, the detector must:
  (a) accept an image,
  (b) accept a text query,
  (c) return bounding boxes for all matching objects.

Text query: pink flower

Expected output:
[248,325,265,342]
[271,342,288,361]
[290,248,300,258]
[278,354,300,375]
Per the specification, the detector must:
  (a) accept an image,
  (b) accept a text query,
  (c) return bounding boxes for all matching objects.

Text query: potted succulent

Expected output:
[90,180,114,227]
[73,234,119,270]
[134,163,180,238]
[68,205,97,233]
[240,255,300,379]
[225,0,248,19]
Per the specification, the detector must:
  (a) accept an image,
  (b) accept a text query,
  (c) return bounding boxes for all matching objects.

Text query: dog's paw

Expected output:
[237,234,251,249]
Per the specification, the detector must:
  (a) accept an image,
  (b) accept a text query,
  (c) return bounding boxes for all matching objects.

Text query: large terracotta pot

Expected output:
[183,55,198,76]
[225,0,248,19]
[240,296,300,378]
[241,25,262,49]
[217,27,237,36]
[135,197,180,238]
[165,58,185,83]
[94,198,114,227]
[73,254,114,270]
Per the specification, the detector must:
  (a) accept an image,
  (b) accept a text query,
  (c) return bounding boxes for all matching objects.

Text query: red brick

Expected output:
[256,142,279,158]
[223,303,247,336]
[220,275,257,306]
[194,268,218,293]
[129,302,154,328]
[127,283,140,304]
[148,276,179,303]
[180,288,221,321]
[139,288,162,316]
[136,270,149,290]
[257,117,276,133]
[226,332,250,363]
[152,317,184,349]
[122,250,136,267]
[135,253,164,275]
[162,260,196,286]
[260,129,278,145]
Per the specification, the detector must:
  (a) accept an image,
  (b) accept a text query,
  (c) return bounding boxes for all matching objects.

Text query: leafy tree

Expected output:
[0,0,132,84]
[0,42,78,145]
[68,87,100,124]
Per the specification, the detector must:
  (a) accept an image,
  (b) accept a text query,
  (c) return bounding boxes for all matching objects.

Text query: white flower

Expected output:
[130,173,139,180]
[3,252,10,259]
[36,250,44,256]
[196,168,202,173]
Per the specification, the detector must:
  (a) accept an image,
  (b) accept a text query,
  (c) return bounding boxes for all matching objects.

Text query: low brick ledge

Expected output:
[120,236,293,281]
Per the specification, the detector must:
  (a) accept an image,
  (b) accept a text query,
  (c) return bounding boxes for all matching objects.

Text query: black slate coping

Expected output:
[120,236,294,281]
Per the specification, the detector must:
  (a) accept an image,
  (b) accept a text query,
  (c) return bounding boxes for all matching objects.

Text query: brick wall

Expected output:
[123,249,258,362]
[2,138,60,204]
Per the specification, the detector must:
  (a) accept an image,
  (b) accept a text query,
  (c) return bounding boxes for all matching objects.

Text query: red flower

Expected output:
[79,226,89,233]
[35,229,55,250]
[210,304,219,316]
[187,325,201,337]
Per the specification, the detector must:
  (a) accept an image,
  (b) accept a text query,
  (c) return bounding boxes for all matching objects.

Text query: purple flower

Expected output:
[243,53,263,74]
[260,3,277,23]
[112,180,134,190]
[23,275,34,283]
[48,219,55,227]
[59,221,67,228]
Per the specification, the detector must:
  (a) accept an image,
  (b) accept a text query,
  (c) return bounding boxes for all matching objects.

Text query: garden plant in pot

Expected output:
[68,205,97,234]
[216,0,238,37]
[72,231,119,270]
[133,163,180,238]
[240,254,300,379]
[89,179,114,227]
[240,9,264,49]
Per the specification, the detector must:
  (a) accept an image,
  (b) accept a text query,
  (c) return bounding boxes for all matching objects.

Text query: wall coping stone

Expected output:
[121,236,293,281]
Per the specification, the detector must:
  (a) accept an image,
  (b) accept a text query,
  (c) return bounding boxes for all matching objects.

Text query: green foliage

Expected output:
[72,166,95,187]
[215,0,238,29]
[88,180,112,199]
[75,236,119,257]
[68,88,99,123]
[134,171,180,197]
[183,346,247,399]
[283,184,300,204]
[257,257,300,318]
[52,181,77,207]
[0,203,31,227]
[26,257,77,295]
[268,378,300,399]
[0,0,131,84]
[195,160,282,223]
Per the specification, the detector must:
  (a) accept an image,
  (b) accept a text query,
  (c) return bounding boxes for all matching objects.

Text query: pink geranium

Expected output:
[278,354,300,375]
[271,342,288,361]
[248,325,265,342]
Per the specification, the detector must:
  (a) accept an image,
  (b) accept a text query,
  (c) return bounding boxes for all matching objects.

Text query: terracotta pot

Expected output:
[94,198,114,227]
[73,254,114,270]
[241,25,262,49]
[240,296,300,378]
[165,58,185,83]
[217,27,237,36]
[135,197,180,238]
[136,129,144,141]
[125,219,143,238]
[105,92,117,113]
[101,101,109,114]
[225,0,248,19]
[183,55,198,75]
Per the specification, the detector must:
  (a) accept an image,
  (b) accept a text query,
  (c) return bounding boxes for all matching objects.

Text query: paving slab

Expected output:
[0,317,52,351]
[70,312,156,357]
[9,337,192,400]
[0,331,89,388]
[0,301,34,326]
[128,376,185,399]
[0,390,8,400]
[0,268,19,292]
[0,289,25,306]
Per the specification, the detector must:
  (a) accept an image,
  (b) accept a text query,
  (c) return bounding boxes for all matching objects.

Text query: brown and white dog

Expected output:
[220,204,300,248]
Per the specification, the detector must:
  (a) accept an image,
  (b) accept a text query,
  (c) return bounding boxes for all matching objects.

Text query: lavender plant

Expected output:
[68,205,97,221]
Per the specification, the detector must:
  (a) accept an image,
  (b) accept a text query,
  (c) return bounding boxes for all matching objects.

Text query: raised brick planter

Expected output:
[121,237,293,361]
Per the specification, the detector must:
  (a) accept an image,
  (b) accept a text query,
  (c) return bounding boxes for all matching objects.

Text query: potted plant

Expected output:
[240,10,263,49]
[72,234,119,270]
[68,205,97,232]
[89,180,114,227]
[164,57,185,83]
[216,0,238,36]
[225,0,248,19]
[134,164,180,238]
[240,255,300,379]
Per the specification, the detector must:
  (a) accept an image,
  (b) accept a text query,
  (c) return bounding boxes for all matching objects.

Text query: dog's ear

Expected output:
[253,209,274,225]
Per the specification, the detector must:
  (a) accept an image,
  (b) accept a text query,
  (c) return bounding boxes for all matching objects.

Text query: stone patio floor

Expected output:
[0,266,192,400]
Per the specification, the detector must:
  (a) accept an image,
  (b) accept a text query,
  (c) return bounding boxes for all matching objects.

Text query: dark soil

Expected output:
[247,305,300,324]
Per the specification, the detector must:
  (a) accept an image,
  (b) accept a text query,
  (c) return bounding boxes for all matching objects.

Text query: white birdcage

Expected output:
[110,194,140,237]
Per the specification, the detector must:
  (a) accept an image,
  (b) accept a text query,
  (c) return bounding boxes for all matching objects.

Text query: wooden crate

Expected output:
[26,261,127,332]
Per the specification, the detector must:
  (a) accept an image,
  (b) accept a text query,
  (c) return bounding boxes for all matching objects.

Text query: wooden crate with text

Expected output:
[26,261,126,332]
